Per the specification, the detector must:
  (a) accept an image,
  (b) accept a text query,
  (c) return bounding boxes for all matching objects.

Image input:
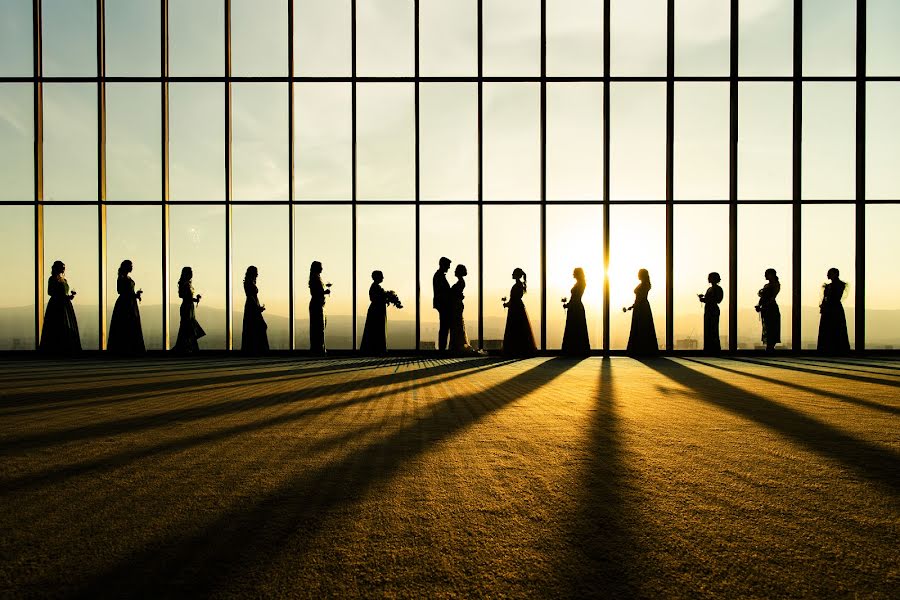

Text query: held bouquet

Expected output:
[561,297,568,309]
[501,296,508,308]
[386,290,403,309]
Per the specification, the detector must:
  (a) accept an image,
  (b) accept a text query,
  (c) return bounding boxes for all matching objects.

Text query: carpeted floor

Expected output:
[0,356,897,598]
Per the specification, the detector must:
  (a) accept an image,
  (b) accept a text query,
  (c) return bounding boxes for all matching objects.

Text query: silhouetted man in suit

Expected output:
[433,257,452,351]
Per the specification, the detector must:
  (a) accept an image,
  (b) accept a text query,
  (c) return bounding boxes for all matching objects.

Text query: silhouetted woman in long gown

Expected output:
[360,271,401,355]
[698,271,723,353]
[107,259,145,354]
[755,268,781,352]
[309,261,329,355]
[39,260,81,354]
[173,266,205,353]
[561,267,590,356]
[241,265,269,354]
[449,264,476,353]
[625,268,658,356]
[817,267,850,355]
[503,268,537,357]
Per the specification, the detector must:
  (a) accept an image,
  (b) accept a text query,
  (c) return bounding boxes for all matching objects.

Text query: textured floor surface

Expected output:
[0,356,898,598]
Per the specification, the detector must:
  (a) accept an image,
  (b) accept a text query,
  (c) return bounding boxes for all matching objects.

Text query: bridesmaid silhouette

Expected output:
[502,268,537,357]
[624,268,658,356]
[817,267,850,355]
[755,268,781,352]
[448,264,476,353]
[309,261,329,355]
[698,271,723,353]
[360,271,402,355]
[241,265,269,354]
[107,259,145,354]
[173,266,205,353]
[561,267,590,356]
[39,260,81,354]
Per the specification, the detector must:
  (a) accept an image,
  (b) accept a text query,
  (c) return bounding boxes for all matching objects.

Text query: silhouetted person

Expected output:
[173,266,205,353]
[755,268,781,352]
[561,267,590,356]
[817,267,850,355]
[107,259,145,354]
[502,268,537,357]
[309,261,330,355]
[698,271,723,354]
[360,270,402,355]
[433,256,452,351]
[625,268,658,356]
[449,264,476,353]
[39,260,81,354]
[241,265,269,355]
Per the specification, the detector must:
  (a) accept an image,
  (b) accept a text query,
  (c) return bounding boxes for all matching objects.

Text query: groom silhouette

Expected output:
[433,257,452,351]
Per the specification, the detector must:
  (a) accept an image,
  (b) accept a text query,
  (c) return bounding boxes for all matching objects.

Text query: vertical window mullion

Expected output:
[224,0,233,350]
[97,0,108,350]
[351,0,358,350]
[728,0,738,351]
[414,0,421,351]
[288,0,295,350]
[665,0,674,352]
[540,0,547,351]
[602,0,611,353]
[856,0,867,351]
[477,0,484,350]
[33,0,44,349]
[792,0,802,351]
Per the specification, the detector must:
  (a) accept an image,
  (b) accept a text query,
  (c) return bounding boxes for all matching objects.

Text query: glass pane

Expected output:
[107,83,161,201]
[803,0,855,76]
[484,0,540,76]
[484,83,540,201]
[482,205,542,350]
[739,0,792,76]
[169,83,225,201]
[169,205,226,349]
[357,0,413,76]
[737,204,792,349]
[674,83,729,200]
[675,0,730,76]
[106,0,160,76]
[294,83,351,201]
[169,0,224,76]
[866,83,900,200]
[420,0,477,76]
[232,83,289,201]
[802,83,854,201]
[547,205,603,350]
[547,83,603,201]
[801,204,855,350]
[420,83,477,201]
[419,205,480,350]
[42,0,96,76]
[866,205,900,349]
[738,83,792,201]
[295,0,351,76]
[0,84,33,202]
[294,205,353,350]
[0,0,33,76]
[232,0,287,76]
[547,0,604,76]
[611,0,666,76]
[232,205,290,350]
[357,83,414,200]
[43,205,99,349]
[868,0,900,76]
[106,205,163,350]
[0,206,34,350]
[43,84,97,202]
[610,83,665,201]
[609,205,665,350]
[356,205,416,350]
[674,205,729,351]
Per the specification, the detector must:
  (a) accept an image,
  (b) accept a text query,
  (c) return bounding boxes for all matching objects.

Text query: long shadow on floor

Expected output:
[782,357,900,377]
[731,357,900,388]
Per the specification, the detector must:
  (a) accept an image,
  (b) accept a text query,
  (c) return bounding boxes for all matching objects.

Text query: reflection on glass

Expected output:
[803,0,855,76]
[107,84,161,201]
[43,84,97,202]
[169,0,224,76]
[232,0,287,76]
[675,83,729,200]
[295,0,350,76]
[357,0,413,76]
[420,83,477,201]
[232,83,288,201]
[357,83,414,200]
[547,83,603,201]
[610,83,665,201]
[294,83,351,201]
[0,206,34,349]
[0,0,33,76]
[42,0,95,76]
[868,0,900,76]
[611,0,666,76]
[547,0,604,76]
[484,0,540,76]
[169,83,225,201]
[866,205,900,348]
[0,84,33,201]
[738,83,791,200]
[866,83,900,200]
[675,0,729,76]
[106,0,160,76]
[739,0,792,76]
[802,83,854,200]
[420,0,477,76]
[484,83,540,201]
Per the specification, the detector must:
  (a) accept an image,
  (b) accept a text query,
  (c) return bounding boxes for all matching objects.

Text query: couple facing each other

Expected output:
[433,257,477,353]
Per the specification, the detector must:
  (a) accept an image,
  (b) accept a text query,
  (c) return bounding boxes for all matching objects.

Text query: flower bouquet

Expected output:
[386,290,403,309]
[501,296,508,309]
[561,297,568,309]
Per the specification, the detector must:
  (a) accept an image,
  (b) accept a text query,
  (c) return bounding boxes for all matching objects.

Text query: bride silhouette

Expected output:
[448,264,478,354]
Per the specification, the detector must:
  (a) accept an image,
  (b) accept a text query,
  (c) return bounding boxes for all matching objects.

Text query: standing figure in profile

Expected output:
[360,270,402,355]
[502,268,537,357]
[173,266,205,353]
[433,257,452,352]
[448,264,477,353]
[755,268,781,352]
[561,267,590,356]
[107,259,145,354]
[39,260,81,354]
[624,268,658,356]
[698,271,723,354]
[817,267,850,355]
[241,265,269,355]
[309,261,330,355]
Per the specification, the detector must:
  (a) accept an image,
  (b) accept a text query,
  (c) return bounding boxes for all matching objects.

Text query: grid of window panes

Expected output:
[1,1,898,352]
